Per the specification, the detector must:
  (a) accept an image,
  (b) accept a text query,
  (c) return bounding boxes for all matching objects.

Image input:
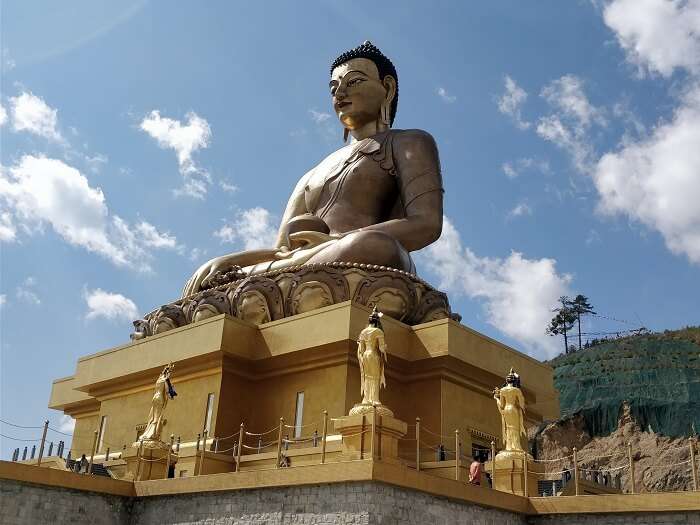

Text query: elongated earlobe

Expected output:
[380,102,391,126]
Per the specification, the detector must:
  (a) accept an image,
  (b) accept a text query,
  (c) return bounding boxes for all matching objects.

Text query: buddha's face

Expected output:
[330,58,393,130]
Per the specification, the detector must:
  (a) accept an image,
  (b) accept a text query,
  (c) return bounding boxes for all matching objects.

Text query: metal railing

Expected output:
[3,416,698,495]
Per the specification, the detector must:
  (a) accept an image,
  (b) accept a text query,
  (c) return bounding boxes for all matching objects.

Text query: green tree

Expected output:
[569,295,595,350]
[546,297,577,354]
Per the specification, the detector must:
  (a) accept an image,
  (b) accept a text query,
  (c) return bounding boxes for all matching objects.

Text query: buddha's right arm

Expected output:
[274,175,310,249]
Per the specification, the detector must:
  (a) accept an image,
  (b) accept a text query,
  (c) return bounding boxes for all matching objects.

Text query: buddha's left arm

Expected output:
[361,129,443,251]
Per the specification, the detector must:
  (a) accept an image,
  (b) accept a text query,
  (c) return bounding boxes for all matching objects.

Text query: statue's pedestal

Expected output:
[50,301,561,480]
[485,451,542,496]
[333,408,407,463]
[123,440,177,481]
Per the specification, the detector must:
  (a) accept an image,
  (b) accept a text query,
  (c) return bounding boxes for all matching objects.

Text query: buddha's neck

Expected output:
[349,119,389,142]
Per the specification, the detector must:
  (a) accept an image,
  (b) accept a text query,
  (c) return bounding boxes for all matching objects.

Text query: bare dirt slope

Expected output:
[532,403,695,493]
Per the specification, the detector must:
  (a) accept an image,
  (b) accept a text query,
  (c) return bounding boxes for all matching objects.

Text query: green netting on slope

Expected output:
[550,333,700,437]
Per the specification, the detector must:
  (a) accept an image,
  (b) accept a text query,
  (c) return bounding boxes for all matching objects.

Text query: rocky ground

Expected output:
[531,403,696,493]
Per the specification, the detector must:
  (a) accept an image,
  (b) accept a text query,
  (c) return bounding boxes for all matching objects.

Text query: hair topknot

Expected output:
[330,41,399,126]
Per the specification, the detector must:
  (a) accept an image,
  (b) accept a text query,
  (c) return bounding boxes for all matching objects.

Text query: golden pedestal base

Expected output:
[485,451,543,496]
[333,411,407,463]
[194,451,236,476]
[123,441,177,481]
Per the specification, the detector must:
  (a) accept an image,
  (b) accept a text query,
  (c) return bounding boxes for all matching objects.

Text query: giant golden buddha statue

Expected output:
[182,41,443,297]
[133,42,454,338]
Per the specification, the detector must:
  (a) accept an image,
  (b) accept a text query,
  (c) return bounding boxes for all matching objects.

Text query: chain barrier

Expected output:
[283,436,317,445]
[644,459,692,469]
[420,427,453,440]
[283,420,320,430]
[244,424,279,437]
[4,416,698,496]
[532,468,572,477]
[579,465,627,473]
[339,429,371,440]
[532,454,574,463]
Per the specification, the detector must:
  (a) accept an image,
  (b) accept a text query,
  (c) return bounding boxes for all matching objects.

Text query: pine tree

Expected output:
[569,295,595,350]
[546,297,577,354]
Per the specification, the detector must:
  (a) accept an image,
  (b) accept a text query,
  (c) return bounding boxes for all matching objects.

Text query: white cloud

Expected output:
[586,229,601,246]
[0,104,7,127]
[540,75,606,129]
[418,218,571,359]
[17,289,41,306]
[593,84,700,263]
[140,110,212,199]
[2,48,15,72]
[502,162,517,179]
[603,0,700,77]
[0,211,15,241]
[189,247,206,262]
[0,294,6,308]
[0,155,177,271]
[436,87,457,103]
[507,202,533,219]
[82,153,108,174]
[592,0,700,264]
[9,92,63,142]
[502,157,550,179]
[536,75,605,172]
[58,415,75,434]
[308,109,338,143]
[16,276,40,305]
[134,221,178,250]
[219,180,238,193]
[309,109,332,123]
[214,207,278,250]
[84,288,139,321]
[497,75,530,130]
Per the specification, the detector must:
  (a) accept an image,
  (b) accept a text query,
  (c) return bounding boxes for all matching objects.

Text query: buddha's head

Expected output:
[330,41,398,133]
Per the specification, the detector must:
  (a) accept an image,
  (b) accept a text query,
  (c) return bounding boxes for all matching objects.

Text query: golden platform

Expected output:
[49,301,558,480]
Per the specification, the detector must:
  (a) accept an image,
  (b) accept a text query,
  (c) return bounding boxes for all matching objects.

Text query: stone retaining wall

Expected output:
[3,475,700,524]
[0,478,131,525]
[131,481,527,525]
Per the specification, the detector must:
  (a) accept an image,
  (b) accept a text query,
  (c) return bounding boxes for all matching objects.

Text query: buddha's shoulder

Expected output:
[388,128,438,150]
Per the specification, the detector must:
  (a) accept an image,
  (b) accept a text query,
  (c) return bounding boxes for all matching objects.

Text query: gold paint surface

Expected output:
[49,303,558,464]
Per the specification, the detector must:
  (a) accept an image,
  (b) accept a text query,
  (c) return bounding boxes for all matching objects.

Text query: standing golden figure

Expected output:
[139,363,177,445]
[182,41,443,297]
[350,307,392,416]
[493,368,528,456]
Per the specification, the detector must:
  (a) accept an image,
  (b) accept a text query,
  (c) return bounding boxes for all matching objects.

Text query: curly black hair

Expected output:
[331,41,398,126]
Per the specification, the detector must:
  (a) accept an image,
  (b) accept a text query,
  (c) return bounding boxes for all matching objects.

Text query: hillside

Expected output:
[532,403,694,493]
[548,326,700,438]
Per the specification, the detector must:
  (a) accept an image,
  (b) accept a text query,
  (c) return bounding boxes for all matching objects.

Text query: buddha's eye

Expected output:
[347,78,364,88]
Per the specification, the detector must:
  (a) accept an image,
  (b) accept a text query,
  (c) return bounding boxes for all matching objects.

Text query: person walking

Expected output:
[469,455,482,485]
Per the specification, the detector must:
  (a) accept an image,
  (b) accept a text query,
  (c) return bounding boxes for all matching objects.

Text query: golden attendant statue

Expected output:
[493,368,529,457]
[350,307,392,416]
[138,364,177,445]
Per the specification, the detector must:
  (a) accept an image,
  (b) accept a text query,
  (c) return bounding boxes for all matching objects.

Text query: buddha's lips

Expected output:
[336,101,352,109]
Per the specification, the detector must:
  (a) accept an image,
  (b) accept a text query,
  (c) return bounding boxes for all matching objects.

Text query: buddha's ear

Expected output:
[382,75,397,106]
[381,75,397,127]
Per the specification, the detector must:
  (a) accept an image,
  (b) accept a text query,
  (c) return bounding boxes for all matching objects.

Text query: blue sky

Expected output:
[2,1,699,454]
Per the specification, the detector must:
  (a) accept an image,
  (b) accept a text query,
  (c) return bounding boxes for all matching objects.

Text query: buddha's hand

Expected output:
[182,255,241,298]
[288,231,342,248]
